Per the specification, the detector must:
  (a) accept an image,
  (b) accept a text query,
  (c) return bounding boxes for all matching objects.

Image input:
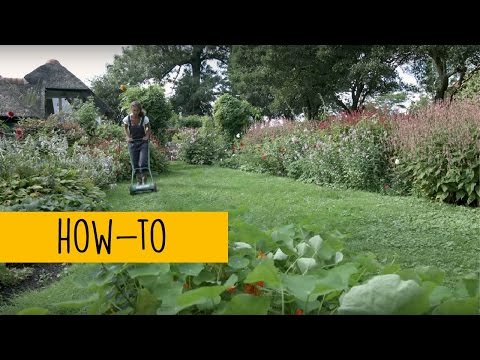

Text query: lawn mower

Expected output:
[129,140,157,195]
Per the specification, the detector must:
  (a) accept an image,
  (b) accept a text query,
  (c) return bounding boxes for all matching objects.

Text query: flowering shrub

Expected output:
[222,113,393,192]
[391,99,480,207]
[0,134,110,210]
[173,127,228,165]
[16,117,85,146]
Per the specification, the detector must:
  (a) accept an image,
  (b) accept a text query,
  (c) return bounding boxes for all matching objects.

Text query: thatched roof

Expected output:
[0,79,44,118]
[24,59,90,90]
[0,59,113,119]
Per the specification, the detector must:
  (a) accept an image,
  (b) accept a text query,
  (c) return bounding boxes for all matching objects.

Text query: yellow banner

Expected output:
[0,212,228,263]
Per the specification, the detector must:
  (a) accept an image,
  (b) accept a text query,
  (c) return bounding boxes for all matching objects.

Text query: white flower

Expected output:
[395,158,400,165]
[236,133,241,138]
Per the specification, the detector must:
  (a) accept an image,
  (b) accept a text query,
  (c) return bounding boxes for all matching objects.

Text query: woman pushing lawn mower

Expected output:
[122,100,157,195]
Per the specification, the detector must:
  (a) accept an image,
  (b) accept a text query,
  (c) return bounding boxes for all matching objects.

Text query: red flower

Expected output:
[7,111,14,118]
[227,286,237,294]
[243,282,263,296]
[15,127,24,140]
[243,284,258,295]
[295,309,303,315]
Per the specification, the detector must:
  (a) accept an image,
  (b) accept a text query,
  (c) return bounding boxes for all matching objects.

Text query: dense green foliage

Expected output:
[213,94,257,141]
[119,85,172,144]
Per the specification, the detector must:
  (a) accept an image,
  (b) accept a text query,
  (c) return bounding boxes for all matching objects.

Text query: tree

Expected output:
[317,45,408,114]
[455,70,480,100]
[229,46,278,118]
[90,71,124,122]
[404,45,480,102]
[104,45,230,115]
[90,48,134,122]
[368,92,408,112]
[230,45,334,120]
[169,67,222,116]
[229,45,408,119]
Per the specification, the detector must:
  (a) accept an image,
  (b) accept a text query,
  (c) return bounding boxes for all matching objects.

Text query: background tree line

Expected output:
[91,45,480,122]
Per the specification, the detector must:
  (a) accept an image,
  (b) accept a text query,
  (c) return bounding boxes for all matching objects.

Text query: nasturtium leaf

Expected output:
[433,297,479,315]
[228,255,250,269]
[224,273,238,288]
[334,252,343,264]
[127,263,170,278]
[308,235,323,252]
[231,242,252,250]
[428,285,453,307]
[296,242,309,257]
[193,268,217,285]
[176,263,205,276]
[414,265,445,285]
[312,263,357,297]
[461,273,479,297]
[297,258,316,274]
[282,274,318,302]
[338,274,430,315]
[244,258,281,288]
[218,294,271,315]
[135,288,159,315]
[175,285,227,312]
[273,248,288,261]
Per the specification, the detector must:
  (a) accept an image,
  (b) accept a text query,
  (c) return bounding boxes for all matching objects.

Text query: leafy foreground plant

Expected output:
[21,221,479,315]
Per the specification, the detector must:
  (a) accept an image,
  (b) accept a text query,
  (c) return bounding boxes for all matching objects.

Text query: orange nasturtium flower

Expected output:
[243,281,264,296]
[257,250,267,259]
[243,284,257,295]
[295,309,303,315]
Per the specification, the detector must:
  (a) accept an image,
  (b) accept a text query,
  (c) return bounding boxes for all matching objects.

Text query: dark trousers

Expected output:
[128,141,148,175]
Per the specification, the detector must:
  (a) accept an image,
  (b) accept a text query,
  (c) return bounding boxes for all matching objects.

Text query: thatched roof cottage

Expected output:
[0,59,112,122]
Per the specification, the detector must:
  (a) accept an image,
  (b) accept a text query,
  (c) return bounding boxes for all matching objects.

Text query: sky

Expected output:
[0,45,127,88]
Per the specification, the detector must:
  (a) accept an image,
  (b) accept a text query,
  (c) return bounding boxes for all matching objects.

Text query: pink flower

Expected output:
[15,127,24,140]
[7,111,14,118]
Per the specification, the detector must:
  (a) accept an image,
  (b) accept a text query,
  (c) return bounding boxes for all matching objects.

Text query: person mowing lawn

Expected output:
[122,100,151,185]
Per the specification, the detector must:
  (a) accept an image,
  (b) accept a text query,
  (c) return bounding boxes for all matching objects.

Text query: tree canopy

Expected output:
[94,45,230,116]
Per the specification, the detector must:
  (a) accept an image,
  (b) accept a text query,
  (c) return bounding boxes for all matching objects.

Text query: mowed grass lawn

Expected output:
[1,161,478,314]
[108,161,479,287]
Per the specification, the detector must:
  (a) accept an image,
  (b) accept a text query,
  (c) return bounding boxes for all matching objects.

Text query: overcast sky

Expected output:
[0,45,126,87]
